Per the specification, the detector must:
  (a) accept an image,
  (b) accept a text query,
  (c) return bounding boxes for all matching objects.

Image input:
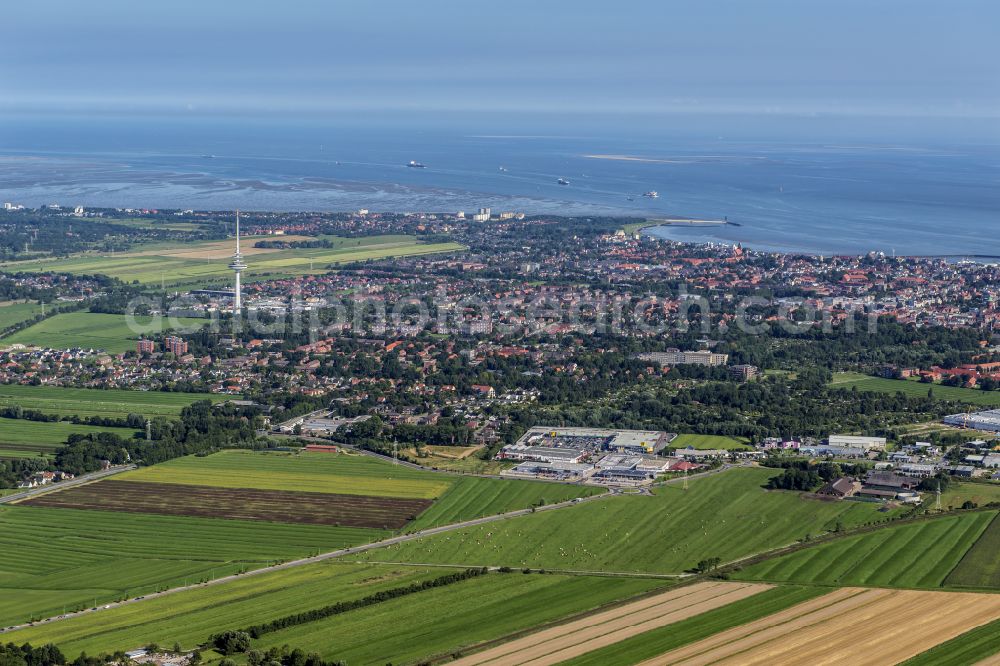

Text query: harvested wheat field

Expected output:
[636,587,1000,666]
[451,581,771,666]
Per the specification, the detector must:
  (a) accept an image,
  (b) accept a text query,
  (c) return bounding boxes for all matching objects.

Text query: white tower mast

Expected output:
[229,210,247,312]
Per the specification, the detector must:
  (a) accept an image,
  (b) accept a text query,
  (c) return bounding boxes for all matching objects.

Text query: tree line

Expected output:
[223,568,488,642]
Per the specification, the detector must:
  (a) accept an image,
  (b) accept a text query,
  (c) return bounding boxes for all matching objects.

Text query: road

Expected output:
[0,465,136,505]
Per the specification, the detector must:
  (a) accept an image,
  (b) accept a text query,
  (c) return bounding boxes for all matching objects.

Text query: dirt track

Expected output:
[450,582,771,666]
[638,587,1000,666]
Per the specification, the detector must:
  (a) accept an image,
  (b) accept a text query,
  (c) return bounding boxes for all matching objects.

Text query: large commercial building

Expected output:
[944,409,1000,433]
[636,349,729,367]
[827,435,887,451]
[508,426,670,456]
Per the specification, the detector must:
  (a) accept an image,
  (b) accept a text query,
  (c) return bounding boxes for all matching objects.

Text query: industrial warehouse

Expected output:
[944,409,1000,433]
[498,427,693,485]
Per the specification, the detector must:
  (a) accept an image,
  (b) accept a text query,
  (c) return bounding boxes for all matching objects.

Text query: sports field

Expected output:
[830,372,1000,406]
[357,467,902,574]
[0,384,228,419]
[0,504,388,627]
[636,587,1000,665]
[5,235,464,287]
[3,312,210,353]
[736,511,996,589]
[0,417,139,458]
[671,434,751,451]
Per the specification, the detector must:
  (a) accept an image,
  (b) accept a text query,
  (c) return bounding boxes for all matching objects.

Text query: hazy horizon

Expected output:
[3,0,997,120]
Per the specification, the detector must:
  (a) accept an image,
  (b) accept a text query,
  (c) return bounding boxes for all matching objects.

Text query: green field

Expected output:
[116,450,602,527]
[830,372,1000,406]
[0,302,44,332]
[5,235,464,287]
[117,450,454,499]
[3,312,210,353]
[944,512,1000,588]
[0,417,140,458]
[0,384,227,419]
[0,562,443,655]
[901,617,1000,666]
[736,511,996,589]
[251,571,664,665]
[560,586,826,666]
[0,504,388,627]
[407,475,603,530]
[2,564,663,663]
[671,434,752,450]
[356,468,902,574]
[940,481,1000,509]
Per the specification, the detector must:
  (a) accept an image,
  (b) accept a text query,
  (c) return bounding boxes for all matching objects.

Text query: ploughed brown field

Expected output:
[19,480,432,529]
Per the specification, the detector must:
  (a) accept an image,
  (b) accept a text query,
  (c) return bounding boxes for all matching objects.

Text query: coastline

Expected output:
[640,223,1000,261]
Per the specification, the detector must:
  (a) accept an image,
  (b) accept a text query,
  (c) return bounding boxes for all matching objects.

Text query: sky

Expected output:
[2,0,997,119]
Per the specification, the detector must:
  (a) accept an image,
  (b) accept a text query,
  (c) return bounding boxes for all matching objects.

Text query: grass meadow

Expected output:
[737,511,996,589]
[671,434,752,450]
[3,312,210,353]
[251,572,665,665]
[0,301,44,332]
[0,384,227,419]
[0,504,388,627]
[0,417,140,458]
[830,372,1000,406]
[944,512,1000,588]
[356,467,903,574]
[3,564,663,662]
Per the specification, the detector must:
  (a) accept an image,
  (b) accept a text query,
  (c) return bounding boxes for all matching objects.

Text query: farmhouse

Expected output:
[303,444,339,453]
[816,477,861,499]
[862,471,920,497]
